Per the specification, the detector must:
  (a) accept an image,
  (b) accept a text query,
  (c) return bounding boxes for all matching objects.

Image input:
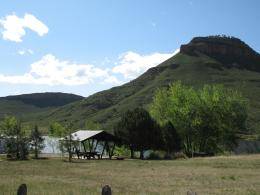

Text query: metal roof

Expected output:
[71,130,104,142]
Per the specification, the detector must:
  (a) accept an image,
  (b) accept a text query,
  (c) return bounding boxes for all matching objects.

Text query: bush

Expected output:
[114,146,130,157]
[164,153,175,160]
[148,151,165,160]
[6,137,29,160]
[173,152,188,160]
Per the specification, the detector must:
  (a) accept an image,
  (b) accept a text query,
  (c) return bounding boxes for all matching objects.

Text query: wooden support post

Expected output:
[75,146,79,159]
[109,142,116,159]
[102,185,112,195]
[82,141,87,153]
[88,139,92,152]
[17,184,27,195]
[101,141,107,159]
[106,143,110,159]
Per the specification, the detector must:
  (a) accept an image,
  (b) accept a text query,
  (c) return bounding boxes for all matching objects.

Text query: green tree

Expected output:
[85,120,101,130]
[0,116,17,135]
[49,122,65,137]
[114,108,162,159]
[161,121,181,156]
[1,116,29,160]
[150,81,248,156]
[49,122,75,162]
[30,125,45,159]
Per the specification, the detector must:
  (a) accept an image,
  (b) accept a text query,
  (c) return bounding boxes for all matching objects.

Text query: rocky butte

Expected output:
[180,35,260,71]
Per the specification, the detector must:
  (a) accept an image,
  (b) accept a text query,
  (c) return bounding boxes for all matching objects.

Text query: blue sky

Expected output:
[0,0,259,97]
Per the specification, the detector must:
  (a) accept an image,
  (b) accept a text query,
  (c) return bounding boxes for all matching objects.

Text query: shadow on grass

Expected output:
[31,157,49,160]
[61,158,130,163]
[0,156,49,161]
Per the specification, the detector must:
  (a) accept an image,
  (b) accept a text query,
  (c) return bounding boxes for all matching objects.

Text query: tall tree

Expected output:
[1,116,29,160]
[161,121,181,156]
[30,125,45,159]
[150,81,248,156]
[49,122,75,162]
[114,108,161,159]
[49,122,65,137]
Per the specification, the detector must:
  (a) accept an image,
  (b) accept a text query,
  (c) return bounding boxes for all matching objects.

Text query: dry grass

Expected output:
[0,154,260,194]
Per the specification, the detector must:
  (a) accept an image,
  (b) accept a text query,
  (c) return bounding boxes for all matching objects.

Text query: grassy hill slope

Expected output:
[39,38,260,133]
[0,93,84,125]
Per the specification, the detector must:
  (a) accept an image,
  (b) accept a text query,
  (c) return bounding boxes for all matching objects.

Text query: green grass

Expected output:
[0,154,260,194]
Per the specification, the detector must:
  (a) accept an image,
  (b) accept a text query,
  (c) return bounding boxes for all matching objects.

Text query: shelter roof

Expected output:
[71,130,118,142]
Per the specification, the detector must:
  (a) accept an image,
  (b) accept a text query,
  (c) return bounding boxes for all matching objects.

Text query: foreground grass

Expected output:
[0,155,260,194]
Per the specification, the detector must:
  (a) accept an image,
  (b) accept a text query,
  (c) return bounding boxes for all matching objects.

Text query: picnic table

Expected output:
[74,149,101,159]
[84,151,101,159]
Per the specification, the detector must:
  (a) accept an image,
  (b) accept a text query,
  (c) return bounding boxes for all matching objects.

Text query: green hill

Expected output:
[0,92,84,125]
[32,36,260,133]
[1,92,83,108]
[1,36,260,134]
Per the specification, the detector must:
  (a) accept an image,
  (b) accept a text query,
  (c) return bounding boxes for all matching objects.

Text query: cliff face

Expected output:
[180,36,260,72]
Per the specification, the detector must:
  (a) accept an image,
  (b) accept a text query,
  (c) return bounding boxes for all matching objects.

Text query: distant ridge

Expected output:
[1,92,84,108]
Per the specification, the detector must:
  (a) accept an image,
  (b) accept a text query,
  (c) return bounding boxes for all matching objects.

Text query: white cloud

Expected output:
[0,49,177,87]
[112,49,179,79]
[0,54,120,86]
[0,13,48,42]
[103,76,121,84]
[18,49,34,55]
[18,50,25,55]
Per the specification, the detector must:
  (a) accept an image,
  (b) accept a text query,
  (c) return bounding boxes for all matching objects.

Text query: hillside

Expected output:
[0,92,84,122]
[30,36,260,133]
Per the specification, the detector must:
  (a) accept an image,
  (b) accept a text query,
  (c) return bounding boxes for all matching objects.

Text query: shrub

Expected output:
[173,152,188,160]
[148,151,165,160]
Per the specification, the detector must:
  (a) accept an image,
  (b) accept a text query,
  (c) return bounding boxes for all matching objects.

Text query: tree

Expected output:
[49,122,65,137]
[1,116,29,160]
[114,108,162,159]
[30,125,45,159]
[161,121,181,156]
[85,120,101,130]
[63,122,75,162]
[150,81,248,156]
[49,122,75,162]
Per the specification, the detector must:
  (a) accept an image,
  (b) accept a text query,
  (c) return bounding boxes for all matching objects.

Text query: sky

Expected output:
[0,0,259,97]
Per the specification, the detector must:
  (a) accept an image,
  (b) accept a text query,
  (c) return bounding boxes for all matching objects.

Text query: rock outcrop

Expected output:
[180,35,260,72]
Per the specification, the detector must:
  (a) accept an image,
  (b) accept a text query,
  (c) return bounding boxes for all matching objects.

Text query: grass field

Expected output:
[0,155,260,194]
